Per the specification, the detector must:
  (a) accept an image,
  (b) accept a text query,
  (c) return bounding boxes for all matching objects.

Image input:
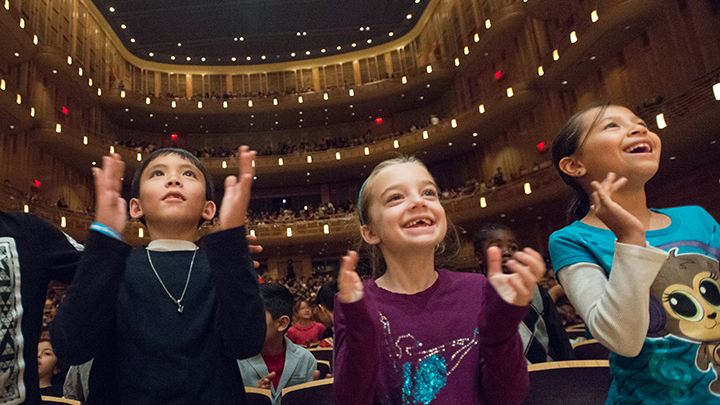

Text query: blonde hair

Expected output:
[356,156,459,278]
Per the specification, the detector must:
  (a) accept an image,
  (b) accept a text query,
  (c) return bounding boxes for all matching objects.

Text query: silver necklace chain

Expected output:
[146,248,197,313]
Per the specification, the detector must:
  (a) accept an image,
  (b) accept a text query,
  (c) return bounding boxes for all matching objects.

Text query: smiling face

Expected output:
[129,153,216,231]
[362,162,447,254]
[297,301,313,320]
[573,105,661,184]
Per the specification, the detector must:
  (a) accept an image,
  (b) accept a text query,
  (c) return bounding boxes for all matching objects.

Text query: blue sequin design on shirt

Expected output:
[402,354,448,404]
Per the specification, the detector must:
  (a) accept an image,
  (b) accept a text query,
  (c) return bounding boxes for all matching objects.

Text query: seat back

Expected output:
[41,397,81,405]
[281,378,333,405]
[572,339,610,360]
[308,347,333,363]
[244,387,272,405]
[317,359,331,377]
[521,360,612,405]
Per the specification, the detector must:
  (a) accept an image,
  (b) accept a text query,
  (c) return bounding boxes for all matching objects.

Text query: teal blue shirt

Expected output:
[549,206,720,404]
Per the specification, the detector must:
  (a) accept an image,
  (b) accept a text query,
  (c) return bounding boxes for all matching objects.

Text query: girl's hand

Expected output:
[486,247,545,306]
[589,172,645,246]
[219,146,256,231]
[92,153,127,235]
[338,251,362,303]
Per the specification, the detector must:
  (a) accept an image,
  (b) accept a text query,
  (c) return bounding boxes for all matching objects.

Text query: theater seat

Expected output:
[281,378,333,405]
[317,359,331,377]
[40,397,81,405]
[308,347,333,364]
[521,360,611,405]
[572,339,610,360]
[244,387,272,405]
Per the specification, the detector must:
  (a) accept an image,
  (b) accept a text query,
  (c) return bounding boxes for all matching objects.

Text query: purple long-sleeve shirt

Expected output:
[334,269,530,405]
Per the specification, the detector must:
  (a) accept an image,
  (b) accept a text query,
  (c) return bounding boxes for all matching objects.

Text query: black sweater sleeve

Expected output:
[539,286,576,361]
[51,230,132,365]
[202,226,265,359]
[31,214,82,284]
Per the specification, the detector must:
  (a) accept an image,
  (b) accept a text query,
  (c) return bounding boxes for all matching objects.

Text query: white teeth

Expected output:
[624,143,651,153]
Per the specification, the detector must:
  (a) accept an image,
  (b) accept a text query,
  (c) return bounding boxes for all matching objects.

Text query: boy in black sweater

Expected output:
[52,146,266,405]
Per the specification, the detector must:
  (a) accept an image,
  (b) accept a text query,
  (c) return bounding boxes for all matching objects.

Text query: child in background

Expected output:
[334,156,545,405]
[37,338,63,397]
[549,104,720,403]
[287,300,325,347]
[238,283,317,404]
[315,280,338,347]
[473,224,575,363]
[52,147,266,405]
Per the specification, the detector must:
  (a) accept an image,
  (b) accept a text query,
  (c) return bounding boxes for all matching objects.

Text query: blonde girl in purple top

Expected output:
[333,156,545,405]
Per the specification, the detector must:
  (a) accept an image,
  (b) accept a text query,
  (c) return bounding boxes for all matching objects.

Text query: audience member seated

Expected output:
[38,337,65,397]
[287,300,325,348]
[314,280,338,348]
[238,284,317,405]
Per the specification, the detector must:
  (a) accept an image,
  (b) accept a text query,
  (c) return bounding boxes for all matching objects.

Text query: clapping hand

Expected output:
[486,247,545,306]
[256,372,276,389]
[219,146,256,231]
[93,153,127,235]
[588,172,645,246]
[338,251,362,303]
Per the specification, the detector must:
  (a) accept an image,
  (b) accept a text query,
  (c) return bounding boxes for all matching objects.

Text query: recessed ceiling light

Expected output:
[336,46,341,50]
[231,57,236,61]
[177,43,182,47]
[239,37,244,41]
[306,50,310,55]
[303,31,307,36]
[406,14,412,19]
[297,32,301,36]
[201,57,206,61]
[170,56,175,60]
[389,32,394,36]
[321,49,326,53]
[149,52,154,57]
[246,56,251,60]
[186,56,191,61]
[130,38,135,43]
[360,27,364,31]
[351,43,356,47]
[291,52,296,57]
[367,39,372,44]
[109,7,115,12]
[366,26,369,30]
[261,55,266,59]
[234,37,238,41]
[121,24,126,29]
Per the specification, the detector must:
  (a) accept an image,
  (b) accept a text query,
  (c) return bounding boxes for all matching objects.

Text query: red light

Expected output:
[375,118,383,124]
[61,106,68,115]
[494,70,503,80]
[33,180,41,188]
[171,134,178,140]
[537,141,547,151]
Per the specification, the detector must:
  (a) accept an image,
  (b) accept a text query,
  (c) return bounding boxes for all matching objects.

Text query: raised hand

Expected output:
[256,371,276,389]
[589,172,645,246]
[219,146,256,231]
[338,251,362,303]
[92,153,127,235]
[486,246,545,306]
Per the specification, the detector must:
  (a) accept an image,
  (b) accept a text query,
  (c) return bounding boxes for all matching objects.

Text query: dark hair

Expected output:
[260,283,294,323]
[316,280,338,312]
[356,155,460,278]
[551,103,610,222]
[130,148,214,226]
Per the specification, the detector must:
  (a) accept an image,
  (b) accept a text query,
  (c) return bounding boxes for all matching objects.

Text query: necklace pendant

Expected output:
[177,303,184,313]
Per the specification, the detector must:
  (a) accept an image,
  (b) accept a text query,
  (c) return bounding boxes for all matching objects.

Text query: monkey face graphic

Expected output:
[662,271,720,342]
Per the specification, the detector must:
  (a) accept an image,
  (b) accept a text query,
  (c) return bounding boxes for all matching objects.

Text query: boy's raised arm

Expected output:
[206,146,266,358]
[52,154,132,365]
